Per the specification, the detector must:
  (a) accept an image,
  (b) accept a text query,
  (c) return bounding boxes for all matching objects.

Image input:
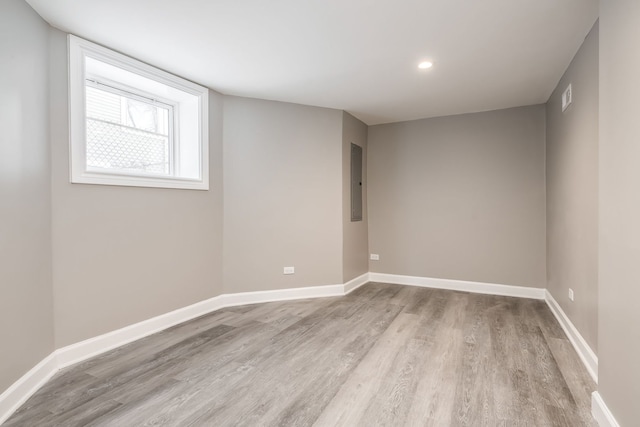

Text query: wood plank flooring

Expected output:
[4,283,597,426]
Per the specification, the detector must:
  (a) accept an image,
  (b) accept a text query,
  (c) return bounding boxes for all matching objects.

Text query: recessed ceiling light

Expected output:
[418,61,433,69]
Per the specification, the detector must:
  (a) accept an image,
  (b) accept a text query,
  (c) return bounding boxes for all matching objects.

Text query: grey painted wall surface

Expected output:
[0,0,54,391]
[223,96,343,293]
[598,1,640,424]
[546,23,599,353]
[342,112,369,282]
[368,106,547,288]
[49,29,225,347]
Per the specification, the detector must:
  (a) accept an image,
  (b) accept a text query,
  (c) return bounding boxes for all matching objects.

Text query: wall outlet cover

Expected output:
[370,254,380,261]
[562,84,572,112]
[283,266,295,275]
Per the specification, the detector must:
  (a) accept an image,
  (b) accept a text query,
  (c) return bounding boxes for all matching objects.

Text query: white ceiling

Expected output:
[26,0,598,125]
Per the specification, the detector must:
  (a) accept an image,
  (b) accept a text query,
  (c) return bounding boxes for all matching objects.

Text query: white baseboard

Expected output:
[56,295,227,369]
[57,282,354,369]
[369,272,546,300]
[0,274,370,423]
[0,353,58,425]
[219,284,344,308]
[592,392,620,427]
[57,281,365,370]
[344,272,370,294]
[545,290,598,383]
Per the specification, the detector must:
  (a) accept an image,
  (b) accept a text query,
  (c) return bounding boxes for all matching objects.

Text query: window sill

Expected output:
[71,171,209,190]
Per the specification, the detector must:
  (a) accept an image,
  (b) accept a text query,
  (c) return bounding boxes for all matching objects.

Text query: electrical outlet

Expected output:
[568,288,574,301]
[283,266,295,275]
[562,84,573,112]
[370,254,380,261]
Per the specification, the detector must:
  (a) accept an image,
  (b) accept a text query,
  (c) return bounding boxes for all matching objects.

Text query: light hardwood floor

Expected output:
[5,283,596,426]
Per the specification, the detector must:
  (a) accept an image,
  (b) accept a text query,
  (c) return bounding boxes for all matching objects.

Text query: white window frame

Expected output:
[69,35,209,190]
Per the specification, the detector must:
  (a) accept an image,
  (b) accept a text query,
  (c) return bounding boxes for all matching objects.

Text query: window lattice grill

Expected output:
[86,119,169,174]
[85,84,170,175]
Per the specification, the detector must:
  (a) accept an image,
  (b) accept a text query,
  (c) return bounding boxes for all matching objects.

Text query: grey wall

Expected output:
[546,23,599,353]
[342,112,369,282]
[223,96,343,293]
[49,29,225,347]
[0,0,54,391]
[368,106,547,288]
[598,1,640,424]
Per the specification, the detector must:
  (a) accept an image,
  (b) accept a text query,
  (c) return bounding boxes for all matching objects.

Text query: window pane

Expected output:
[125,98,166,135]
[85,85,171,175]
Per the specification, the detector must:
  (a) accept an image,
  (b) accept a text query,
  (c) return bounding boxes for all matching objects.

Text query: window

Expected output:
[69,35,209,190]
